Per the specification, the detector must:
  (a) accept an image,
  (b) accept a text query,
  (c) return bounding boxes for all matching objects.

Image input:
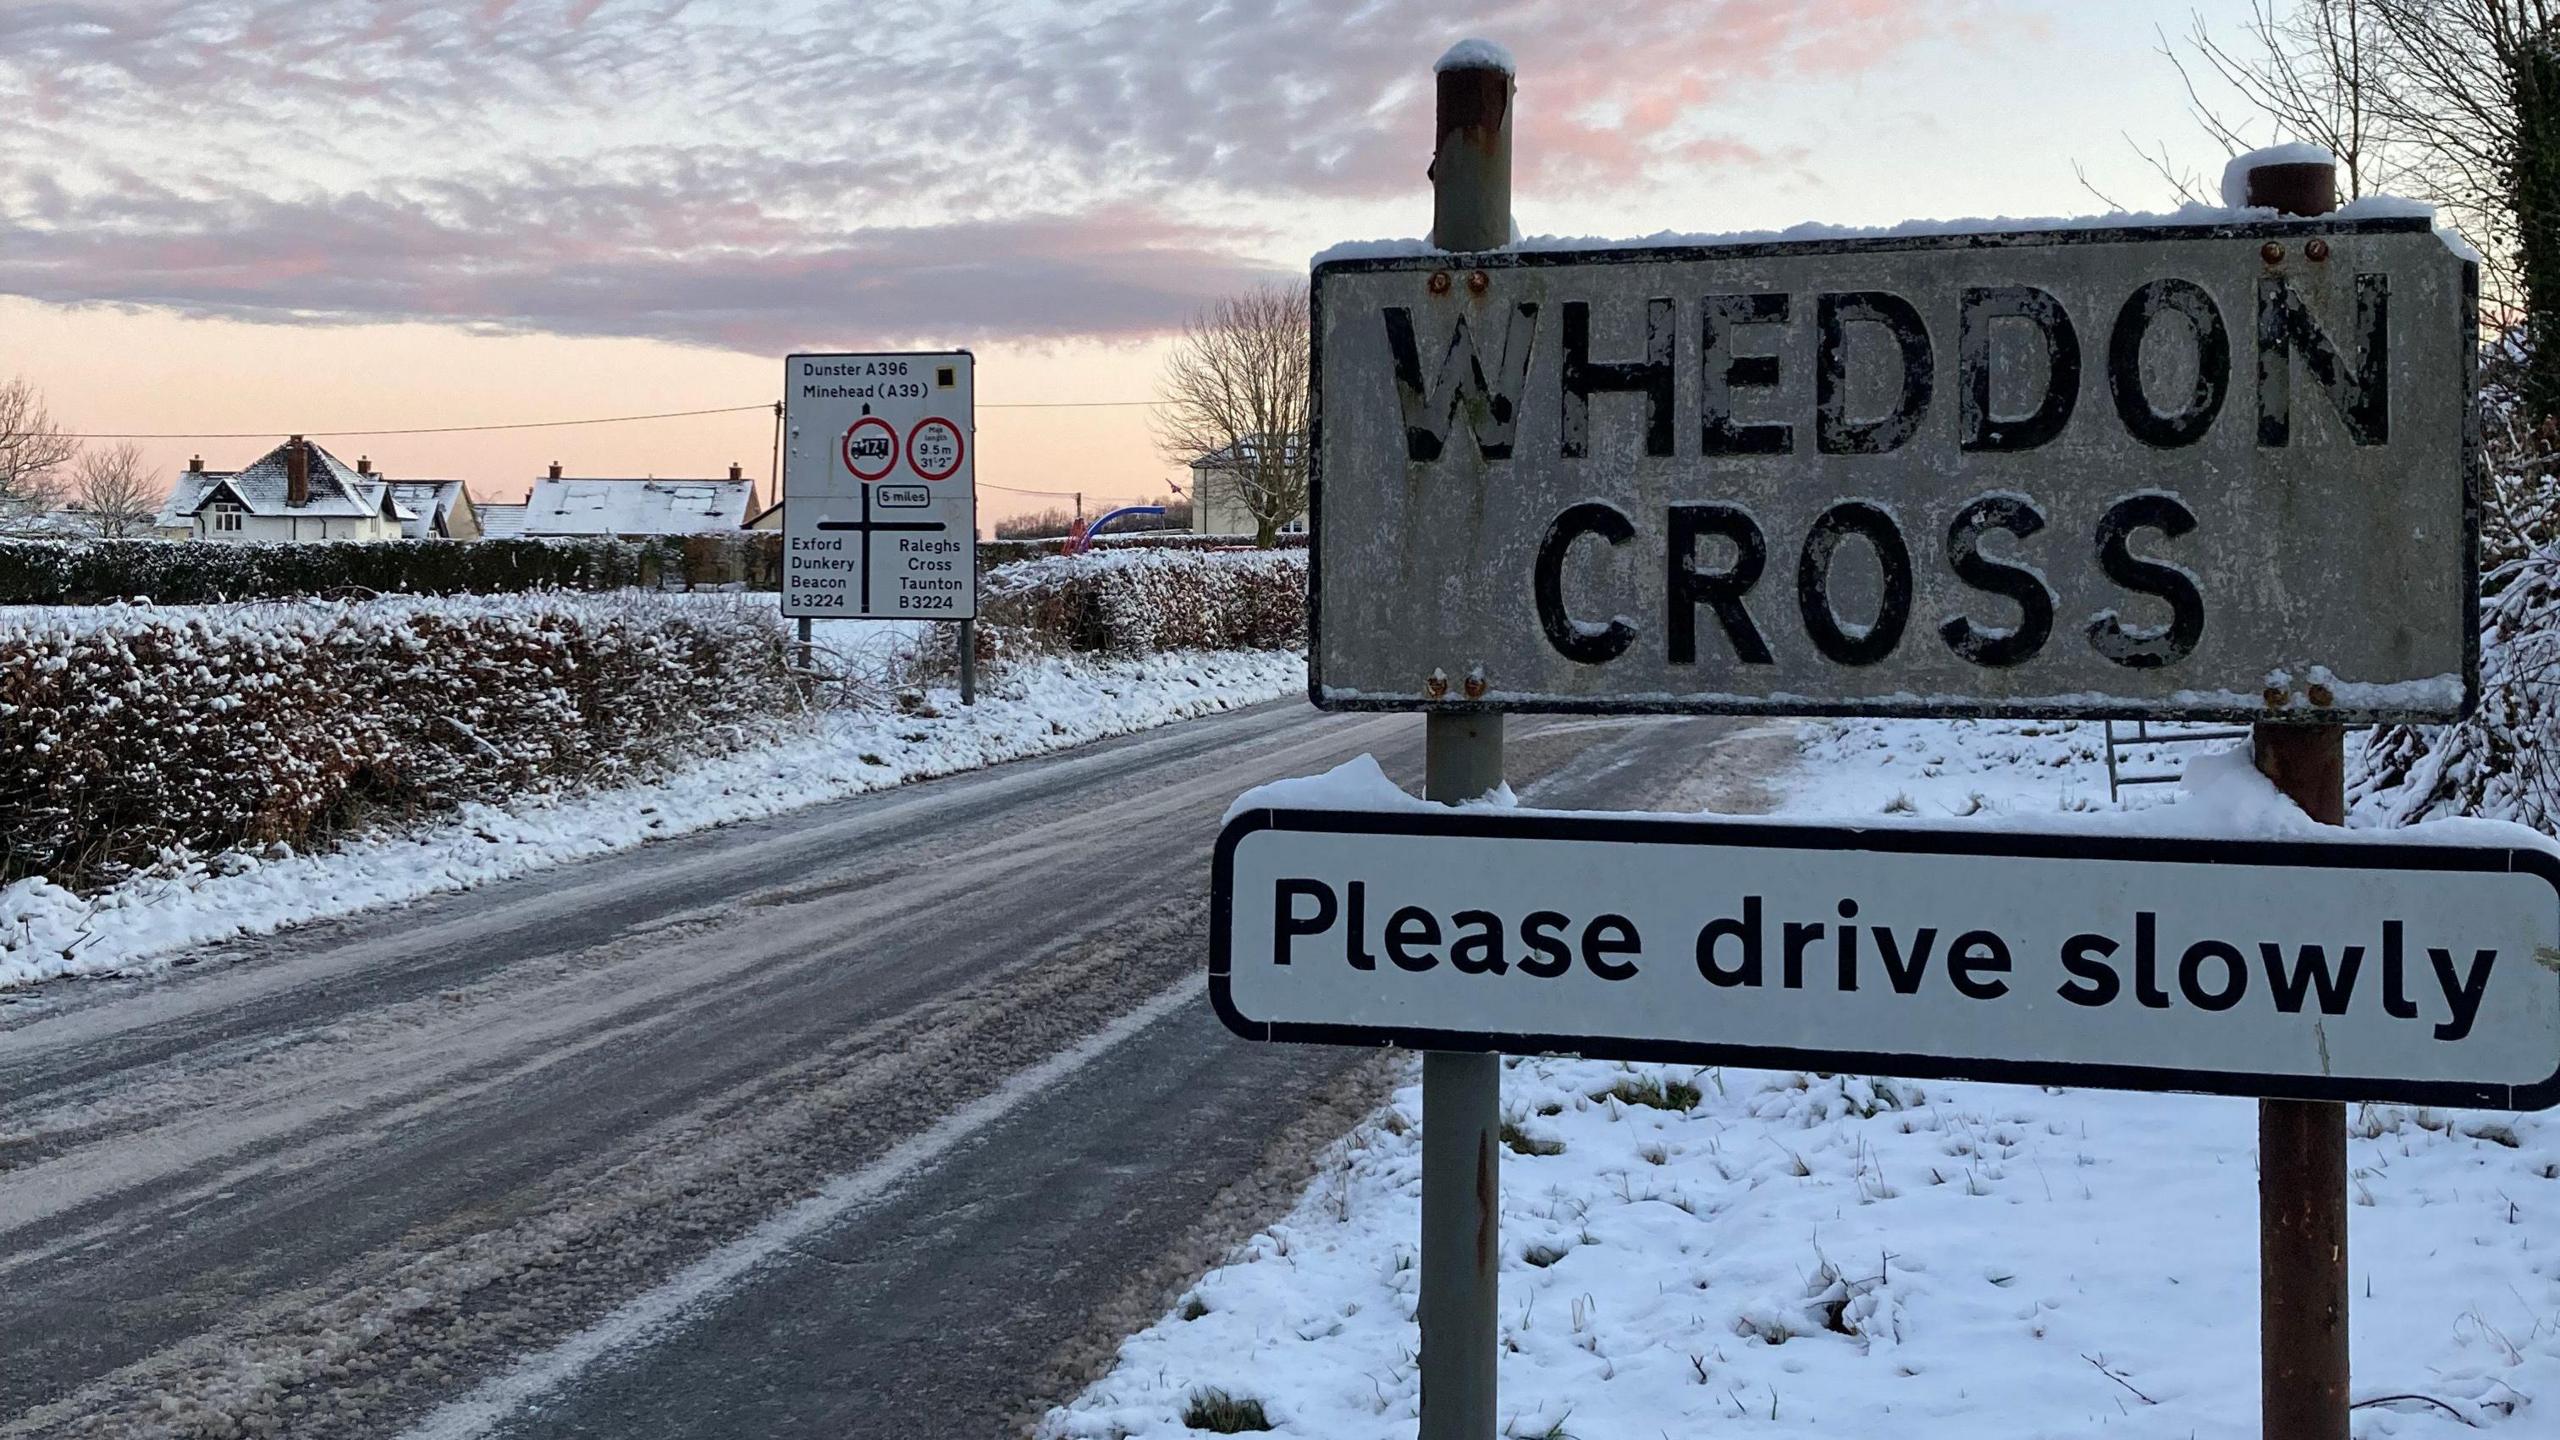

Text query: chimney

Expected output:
[286,435,311,507]
[357,456,372,475]
[548,462,562,479]
[729,463,743,481]
[188,455,204,473]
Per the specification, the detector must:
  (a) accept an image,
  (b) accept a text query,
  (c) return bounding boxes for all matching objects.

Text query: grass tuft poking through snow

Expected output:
[1180,1388,1274,1434]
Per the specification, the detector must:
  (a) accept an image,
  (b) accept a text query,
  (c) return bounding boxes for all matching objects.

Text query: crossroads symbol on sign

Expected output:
[816,484,948,613]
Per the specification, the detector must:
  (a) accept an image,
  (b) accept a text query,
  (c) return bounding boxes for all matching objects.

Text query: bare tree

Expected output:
[0,377,75,536]
[2172,0,2401,198]
[993,506,1078,540]
[1155,282,1309,548]
[70,442,160,538]
[2161,3,2560,417]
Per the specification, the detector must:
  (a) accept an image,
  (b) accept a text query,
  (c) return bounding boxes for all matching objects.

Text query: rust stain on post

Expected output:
[1436,66,1510,157]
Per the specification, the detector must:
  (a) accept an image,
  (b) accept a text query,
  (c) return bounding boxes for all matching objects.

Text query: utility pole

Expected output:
[2245,154,2351,1440]
[1417,41,1511,1440]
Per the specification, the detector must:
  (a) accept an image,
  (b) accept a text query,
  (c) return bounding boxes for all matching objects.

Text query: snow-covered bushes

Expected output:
[2354,540,2560,830]
[0,594,795,887]
[0,534,784,605]
[975,532,1306,569]
[981,548,1306,655]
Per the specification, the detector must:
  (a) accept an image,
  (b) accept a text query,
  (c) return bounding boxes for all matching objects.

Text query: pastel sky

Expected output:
[0,0,2280,527]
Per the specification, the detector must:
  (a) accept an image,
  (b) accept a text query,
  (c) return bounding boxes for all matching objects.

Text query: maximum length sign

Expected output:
[783,351,977,620]
[1213,807,2560,1108]
[1309,217,2478,721]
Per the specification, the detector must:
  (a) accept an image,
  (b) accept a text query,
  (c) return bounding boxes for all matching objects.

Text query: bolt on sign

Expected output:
[1213,807,2560,1108]
[783,351,976,621]
[1307,218,2478,721]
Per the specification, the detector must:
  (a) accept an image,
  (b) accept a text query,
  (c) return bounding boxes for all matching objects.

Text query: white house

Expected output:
[521,463,757,538]
[154,437,414,543]
[1187,437,1306,537]
[386,479,482,540]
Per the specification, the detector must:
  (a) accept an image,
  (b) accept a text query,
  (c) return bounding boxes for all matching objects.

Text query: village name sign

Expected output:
[1307,218,2476,720]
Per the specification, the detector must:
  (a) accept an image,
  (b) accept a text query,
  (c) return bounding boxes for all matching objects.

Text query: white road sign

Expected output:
[1213,807,2560,1108]
[1309,217,2477,722]
[782,351,976,620]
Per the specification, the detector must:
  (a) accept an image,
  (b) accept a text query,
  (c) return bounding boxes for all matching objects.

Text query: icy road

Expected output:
[0,702,1788,1439]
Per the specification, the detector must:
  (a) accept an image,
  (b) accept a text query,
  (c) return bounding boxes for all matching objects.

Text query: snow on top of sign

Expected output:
[1434,38,1514,73]
[1313,192,2469,265]
[2219,141,2341,207]
[1226,739,2560,856]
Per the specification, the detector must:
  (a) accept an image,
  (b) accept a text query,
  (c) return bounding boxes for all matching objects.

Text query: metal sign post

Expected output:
[1416,50,1510,1440]
[2244,157,2352,1440]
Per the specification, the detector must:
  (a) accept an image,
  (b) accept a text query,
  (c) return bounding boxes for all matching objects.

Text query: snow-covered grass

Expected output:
[1043,717,2560,1439]
[1048,1056,2555,1438]
[0,644,1304,989]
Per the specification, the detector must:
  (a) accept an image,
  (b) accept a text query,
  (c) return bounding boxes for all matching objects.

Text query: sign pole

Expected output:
[1417,48,1512,1440]
[960,617,977,706]
[2246,157,2352,1440]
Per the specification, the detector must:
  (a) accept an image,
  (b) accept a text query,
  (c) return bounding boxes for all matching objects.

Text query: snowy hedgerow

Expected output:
[981,548,1306,655]
[0,593,796,887]
[2354,540,2560,832]
[0,534,785,606]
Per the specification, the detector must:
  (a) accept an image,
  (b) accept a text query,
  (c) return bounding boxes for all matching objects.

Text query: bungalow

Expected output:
[477,502,530,540]
[386,478,482,540]
[153,437,413,543]
[522,463,757,539]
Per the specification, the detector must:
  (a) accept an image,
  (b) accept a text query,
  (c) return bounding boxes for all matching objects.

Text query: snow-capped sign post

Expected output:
[782,351,978,700]
[1305,168,2479,725]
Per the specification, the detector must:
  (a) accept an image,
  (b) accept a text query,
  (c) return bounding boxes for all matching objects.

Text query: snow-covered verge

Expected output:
[1048,1057,2553,1439]
[1043,717,2560,1439]
[0,645,1304,989]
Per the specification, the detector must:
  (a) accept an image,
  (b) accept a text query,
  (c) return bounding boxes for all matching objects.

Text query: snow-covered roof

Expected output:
[521,477,755,536]
[476,502,530,539]
[387,480,472,539]
[1193,436,1304,469]
[156,440,410,524]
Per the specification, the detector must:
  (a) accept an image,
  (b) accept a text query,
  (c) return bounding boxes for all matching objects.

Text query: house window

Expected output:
[211,503,244,533]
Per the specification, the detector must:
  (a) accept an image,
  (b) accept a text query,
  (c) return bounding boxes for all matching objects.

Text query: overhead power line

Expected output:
[61,395,1166,441]
[62,403,777,441]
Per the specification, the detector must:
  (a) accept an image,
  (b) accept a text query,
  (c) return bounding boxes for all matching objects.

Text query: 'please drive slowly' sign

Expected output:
[1211,806,2560,1107]
[1308,216,2478,722]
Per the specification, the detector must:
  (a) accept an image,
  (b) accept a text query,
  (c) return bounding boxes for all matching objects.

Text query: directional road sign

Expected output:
[782,351,976,620]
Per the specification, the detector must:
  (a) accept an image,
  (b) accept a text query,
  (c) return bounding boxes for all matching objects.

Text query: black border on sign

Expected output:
[1302,216,2482,724]
[1208,806,2560,1110]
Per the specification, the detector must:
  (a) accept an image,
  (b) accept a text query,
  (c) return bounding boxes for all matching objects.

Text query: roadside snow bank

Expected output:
[0,648,1304,988]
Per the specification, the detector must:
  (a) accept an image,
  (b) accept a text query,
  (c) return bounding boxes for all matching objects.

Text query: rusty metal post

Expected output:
[1417,41,1513,1440]
[2247,155,2351,1440]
